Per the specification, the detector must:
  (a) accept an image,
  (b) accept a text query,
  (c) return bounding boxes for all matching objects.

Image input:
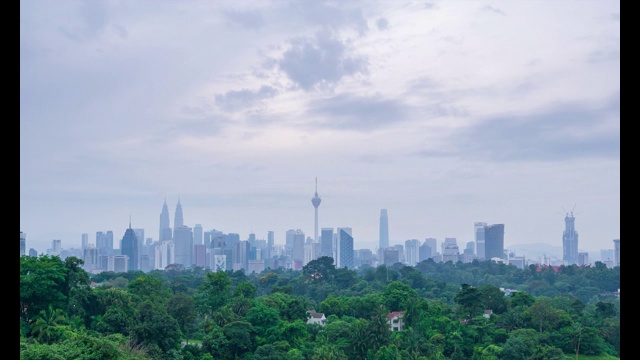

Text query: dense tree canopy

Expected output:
[20,254,620,360]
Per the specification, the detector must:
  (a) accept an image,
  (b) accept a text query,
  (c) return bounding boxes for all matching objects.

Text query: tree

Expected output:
[222,320,256,359]
[30,305,66,344]
[131,300,181,353]
[21,255,69,323]
[303,256,336,282]
[195,271,232,316]
[167,292,197,344]
[127,273,172,305]
[382,281,419,312]
[477,284,508,314]
[454,284,483,319]
[233,281,257,299]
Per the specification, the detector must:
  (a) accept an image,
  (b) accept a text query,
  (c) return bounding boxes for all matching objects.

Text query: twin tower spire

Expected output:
[159,197,183,241]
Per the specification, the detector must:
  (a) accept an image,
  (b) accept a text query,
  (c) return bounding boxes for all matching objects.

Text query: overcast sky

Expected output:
[20,0,619,257]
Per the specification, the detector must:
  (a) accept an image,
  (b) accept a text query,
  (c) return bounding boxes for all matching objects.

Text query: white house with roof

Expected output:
[306,310,327,326]
[387,311,404,331]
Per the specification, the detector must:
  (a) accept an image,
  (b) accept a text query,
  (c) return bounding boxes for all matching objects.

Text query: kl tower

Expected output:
[311,177,321,243]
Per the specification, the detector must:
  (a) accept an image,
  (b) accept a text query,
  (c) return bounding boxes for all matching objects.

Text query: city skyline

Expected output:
[20,1,619,256]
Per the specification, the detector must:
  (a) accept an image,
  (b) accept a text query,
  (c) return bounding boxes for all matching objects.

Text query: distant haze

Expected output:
[20,1,619,256]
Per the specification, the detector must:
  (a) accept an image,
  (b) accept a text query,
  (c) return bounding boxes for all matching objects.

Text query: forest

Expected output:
[20,255,620,360]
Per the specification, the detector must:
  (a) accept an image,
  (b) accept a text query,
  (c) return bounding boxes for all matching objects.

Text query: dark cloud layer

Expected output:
[307,94,406,131]
[421,100,620,162]
[223,9,265,29]
[275,31,368,90]
[215,86,278,112]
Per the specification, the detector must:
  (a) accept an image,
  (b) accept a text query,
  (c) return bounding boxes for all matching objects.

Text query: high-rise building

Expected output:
[320,227,334,259]
[134,228,145,268]
[193,244,207,268]
[267,231,274,260]
[20,231,26,256]
[288,229,305,270]
[95,231,115,256]
[154,240,174,270]
[418,240,432,262]
[159,199,171,242]
[81,233,89,250]
[562,212,579,265]
[174,198,184,229]
[337,227,354,269]
[193,224,203,245]
[485,224,505,260]
[613,239,620,267]
[383,247,400,266]
[121,219,139,271]
[234,240,250,271]
[379,209,389,250]
[51,239,62,256]
[441,237,460,263]
[311,177,322,243]
[404,239,420,266]
[82,244,99,272]
[174,225,193,267]
[424,238,437,256]
[474,222,487,260]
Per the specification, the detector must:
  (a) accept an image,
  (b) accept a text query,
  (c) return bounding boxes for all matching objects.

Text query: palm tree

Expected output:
[30,305,66,344]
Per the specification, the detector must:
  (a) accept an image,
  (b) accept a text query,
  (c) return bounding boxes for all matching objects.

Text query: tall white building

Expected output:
[287,229,305,270]
[20,231,27,256]
[194,224,203,245]
[154,240,175,270]
[379,209,389,250]
[441,237,459,263]
[81,233,89,250]
[404,239,420,266]
[173,225,193,267]
[613,239,620,267]
[51,239,62,256]
[475,222,487,260]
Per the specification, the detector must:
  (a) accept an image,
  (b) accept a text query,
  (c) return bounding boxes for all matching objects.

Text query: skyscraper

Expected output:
[311,178,321,243]
[81,233,89,250]
[159,199,171,242]
[20,231,26,256]
[320,227,334,259]
[484,224,505,260]
[121,219,139,271]
[379,209,389,250]
[193,224,203,245]
[287,229,305,270]
[174,198,184,229]
[613,238,620,267]
[474,222,487,260]
[174,225,193,267]
[405,239,420,266]
[337,227,354,269]
[562,211,579,265]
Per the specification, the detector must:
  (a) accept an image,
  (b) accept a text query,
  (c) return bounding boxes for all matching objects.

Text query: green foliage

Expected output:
[20,258,620,359]
[21,255,70,322]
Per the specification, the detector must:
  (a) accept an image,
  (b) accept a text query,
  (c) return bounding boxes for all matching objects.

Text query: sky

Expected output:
[20,0,619,258]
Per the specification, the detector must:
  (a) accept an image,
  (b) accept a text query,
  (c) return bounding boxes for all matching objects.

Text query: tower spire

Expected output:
[311,177,322,243]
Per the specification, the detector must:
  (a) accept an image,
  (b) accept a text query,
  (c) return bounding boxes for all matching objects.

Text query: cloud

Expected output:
[288,1,368,35]
[376,17,388,31]
[274,30,368,91]
[420,100,619,162]
[307,94,407,131]
[215,85,278,112]
[481,5,506,16]
[223,9,265,29]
